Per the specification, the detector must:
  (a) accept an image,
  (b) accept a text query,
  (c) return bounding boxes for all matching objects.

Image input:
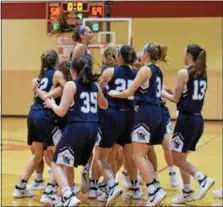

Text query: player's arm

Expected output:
[162,69,188,103]
[35,87,63,100]
[99,67,114,88]
[53,71,67,87]
[71,44,85,61]
[108,66,151,98]
[44,81,76,117]
[96,84,108,110]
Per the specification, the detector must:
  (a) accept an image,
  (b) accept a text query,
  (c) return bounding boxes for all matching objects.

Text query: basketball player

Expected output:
[44,56,108,206]
[89,46,124,200]
[162,44,215,204]
[94,45,141,206]
[27,61,71,192]
[70,25,94,193]
[109,43,168,206]
[70,25,93,62]
[12,50,65,198]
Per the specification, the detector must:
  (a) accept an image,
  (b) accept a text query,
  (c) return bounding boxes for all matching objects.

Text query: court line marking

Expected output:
[158,133,221,173]
[3,138,26,144]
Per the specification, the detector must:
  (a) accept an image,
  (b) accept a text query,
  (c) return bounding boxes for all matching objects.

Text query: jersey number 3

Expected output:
[192,80,207,100]
[81,92,97,113]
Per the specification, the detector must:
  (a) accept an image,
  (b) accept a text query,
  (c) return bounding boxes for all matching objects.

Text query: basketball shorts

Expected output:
[53,122,98,168]
[96,108,134,148]
[132,104,165,145]
[170,111,204,153]
[27,109,62,148]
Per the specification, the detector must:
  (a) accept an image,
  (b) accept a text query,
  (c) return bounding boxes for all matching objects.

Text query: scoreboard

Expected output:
[47,2,104,33]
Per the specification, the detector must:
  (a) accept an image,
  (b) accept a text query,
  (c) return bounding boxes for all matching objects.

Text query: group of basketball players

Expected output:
[12,25,222,206]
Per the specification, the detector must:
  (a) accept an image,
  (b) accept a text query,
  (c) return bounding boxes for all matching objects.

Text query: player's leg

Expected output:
[27,145,46,191]
[13,141,44,198]
[162,134,177,187]
[171,113,215,203]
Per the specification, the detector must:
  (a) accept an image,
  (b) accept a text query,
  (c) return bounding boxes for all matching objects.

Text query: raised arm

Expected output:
[162,69,188,103]
[44,81,76,117]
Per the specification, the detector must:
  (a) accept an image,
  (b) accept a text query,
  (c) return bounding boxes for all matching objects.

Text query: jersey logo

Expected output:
[56,147,74,167]
[132,123,151,144]
[171,133,184,152]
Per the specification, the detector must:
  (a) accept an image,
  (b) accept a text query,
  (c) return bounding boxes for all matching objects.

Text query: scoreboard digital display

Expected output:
[47,2,104,33]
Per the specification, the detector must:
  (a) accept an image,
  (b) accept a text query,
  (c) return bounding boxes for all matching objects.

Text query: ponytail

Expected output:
[38,50,58,79]
[190,49,207,78]
[186,44,207,78]
[78,64,99,84]
[158,44,168,63]
[144,43,168,64]
[72,56,99,85]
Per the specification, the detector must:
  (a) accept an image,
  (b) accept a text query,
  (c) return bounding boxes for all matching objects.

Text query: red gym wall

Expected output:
[2,1,223,120]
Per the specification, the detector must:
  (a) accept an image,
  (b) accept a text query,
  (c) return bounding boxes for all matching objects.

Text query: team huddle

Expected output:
[12,25,221,207]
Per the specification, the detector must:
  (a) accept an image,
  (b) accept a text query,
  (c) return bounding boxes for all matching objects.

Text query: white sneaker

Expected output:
[62,195,81,207]
[106,183,123,206]
[12,186,34,198]
[121,171,131,189]
[213,189,223,199]
[97,192,108,202]
[97,182,106,196]
[169,172,178,187]
[40,192,61,205]
[146,190,166,206]
[81,169,90,193]
[132,187,143,200]
[172,190,194,204]
[196,176,215,200]
[27,179,46,191]
[72,184,80,196]
[88,180,98,199]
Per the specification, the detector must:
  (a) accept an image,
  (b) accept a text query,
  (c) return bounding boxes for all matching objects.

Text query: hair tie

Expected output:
[79,25,86,34]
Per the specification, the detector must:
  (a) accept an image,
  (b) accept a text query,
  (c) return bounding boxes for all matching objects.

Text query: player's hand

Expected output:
[164,86,174,95]
[32,78,39,91]
[108,90,119,98]
[99,79,108,90]
[44,97,55,109]
[133,61,143,72]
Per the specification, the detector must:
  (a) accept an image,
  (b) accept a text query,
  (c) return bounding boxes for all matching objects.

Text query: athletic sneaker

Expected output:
[196,176,215,200]
[72,184,80,196]
[40,191,61,205]
[213,189,223,199]
[12,185,34,198]
[56,194,81,207]
[172,190,194,204]
[169,172,178,187]
[27,179,45,191]
[106,183,123,206]
[81,169,90,193]
[121,171,131,188]
[146,189,167,206]
[97,182,106,196]
[131,187,143,200]
[88,180,98,199]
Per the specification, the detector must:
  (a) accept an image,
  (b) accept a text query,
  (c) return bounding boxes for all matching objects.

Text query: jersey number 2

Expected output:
[192,80,207,100]
[81,92,97,113]
[36,78,48,97]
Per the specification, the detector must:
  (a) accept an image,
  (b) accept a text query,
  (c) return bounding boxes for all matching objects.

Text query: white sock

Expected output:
[168,167,175,174]
[107,178,116,188]
[154,172,158,180]
[45,183,55,193]
[195,172,205,181]
[183,184,191,192]
[62,187,72,197]
[84,163,90,172]
[35,173,43,181]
